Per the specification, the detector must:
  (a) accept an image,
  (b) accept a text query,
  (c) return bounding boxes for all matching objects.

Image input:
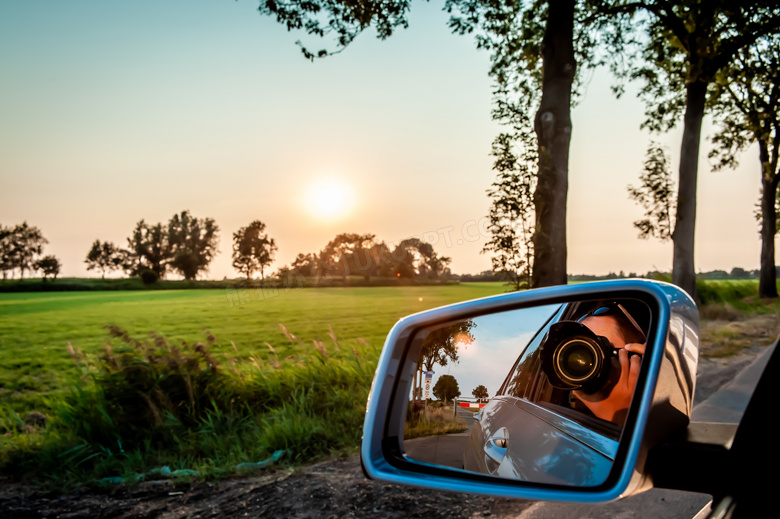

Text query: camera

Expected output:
[539,321,617,393]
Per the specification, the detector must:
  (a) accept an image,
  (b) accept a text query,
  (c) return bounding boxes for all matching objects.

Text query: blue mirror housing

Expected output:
[361,279,699,502]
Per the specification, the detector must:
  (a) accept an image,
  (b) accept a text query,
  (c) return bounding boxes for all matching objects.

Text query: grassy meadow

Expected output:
[0,283,506,412]
[0,283,508,485]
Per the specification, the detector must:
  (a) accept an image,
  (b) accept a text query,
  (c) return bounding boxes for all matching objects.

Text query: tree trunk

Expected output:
[758,139,779,298]
[672,80,706,301]
[531,0,576,288]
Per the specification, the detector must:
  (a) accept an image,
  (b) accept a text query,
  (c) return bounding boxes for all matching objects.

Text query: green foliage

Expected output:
[696,279,761,307]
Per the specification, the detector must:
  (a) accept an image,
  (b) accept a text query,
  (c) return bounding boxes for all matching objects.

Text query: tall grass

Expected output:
[0,325,377,487]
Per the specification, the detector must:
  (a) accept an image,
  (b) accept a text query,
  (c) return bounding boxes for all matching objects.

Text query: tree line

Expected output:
[277,233,452,285]
[256,1,780,300]
[1,213,453,284]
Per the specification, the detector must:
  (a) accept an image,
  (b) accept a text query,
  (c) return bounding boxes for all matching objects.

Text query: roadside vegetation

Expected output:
[0,325,375,488]
[0,284,505,487]
[405,402,467,440]
[0,280,777,488]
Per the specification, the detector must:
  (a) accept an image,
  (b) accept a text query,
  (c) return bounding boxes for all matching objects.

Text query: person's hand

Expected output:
[624,342,645,356]
[573,344,645,424]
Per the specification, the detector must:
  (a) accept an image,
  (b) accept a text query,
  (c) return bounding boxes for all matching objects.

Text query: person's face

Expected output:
[580,315,627,349]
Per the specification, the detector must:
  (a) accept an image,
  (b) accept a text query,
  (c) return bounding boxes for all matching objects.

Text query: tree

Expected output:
[627,142,676,242]
[34,255,61,281]
[432,374,461,404]
[85,240,123,279]
[482,129,537,290]
[472,384,489,403]
[126,220,172,278]
[290,252,321,278]
[167,211,220,281]
[319,233,376,281]
[0,225,13,280]
[604,2,780,299]
[392,238,451,279]
[414,320,474,403]
[232,220,277,280]
[708,34,780,298]
[6,222,47,279]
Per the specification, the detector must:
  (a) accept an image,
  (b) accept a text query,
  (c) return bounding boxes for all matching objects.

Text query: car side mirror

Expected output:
[361,279,699,502]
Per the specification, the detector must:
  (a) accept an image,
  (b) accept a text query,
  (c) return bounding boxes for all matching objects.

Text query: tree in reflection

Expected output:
[472,384,489,403]
[413,320,476,401]
[433,374,461,404]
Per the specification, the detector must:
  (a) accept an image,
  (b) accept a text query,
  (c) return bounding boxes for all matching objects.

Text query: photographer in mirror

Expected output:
[541,302,648,425]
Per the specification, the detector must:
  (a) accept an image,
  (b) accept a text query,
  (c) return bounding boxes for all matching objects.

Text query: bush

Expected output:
[696,279,757,306]
[139,269,159,285]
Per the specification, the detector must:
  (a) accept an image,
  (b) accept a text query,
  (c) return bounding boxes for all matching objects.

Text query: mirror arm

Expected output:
[646,422,737,495]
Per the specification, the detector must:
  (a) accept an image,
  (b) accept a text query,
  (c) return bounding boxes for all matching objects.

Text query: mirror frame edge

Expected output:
[361,279,698,503]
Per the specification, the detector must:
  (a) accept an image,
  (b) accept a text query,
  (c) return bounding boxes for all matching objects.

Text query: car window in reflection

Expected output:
[501,298,651,430]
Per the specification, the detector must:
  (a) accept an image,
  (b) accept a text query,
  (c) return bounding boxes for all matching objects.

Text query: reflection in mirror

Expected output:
[402,298,652,487]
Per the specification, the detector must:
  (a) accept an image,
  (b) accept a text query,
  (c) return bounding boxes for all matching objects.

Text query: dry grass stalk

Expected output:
[313,339,328,356]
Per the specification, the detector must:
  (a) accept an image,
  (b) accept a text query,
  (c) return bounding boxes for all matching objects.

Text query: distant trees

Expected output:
[34,255,61,281]
[393,238,452,280]
[232,220,277,280]
[124,211,219,281]
[276,232,452,284]
[167,211,220,281]
[0,222,49,280]
[126,221,172,278]
[319,233,376,282]
[85,240,124,279]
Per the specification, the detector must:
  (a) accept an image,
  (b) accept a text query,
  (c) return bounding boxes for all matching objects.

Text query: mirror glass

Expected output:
[402,297,652,487]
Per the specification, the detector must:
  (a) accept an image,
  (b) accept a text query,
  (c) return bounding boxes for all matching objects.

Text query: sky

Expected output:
[0,0,766,279]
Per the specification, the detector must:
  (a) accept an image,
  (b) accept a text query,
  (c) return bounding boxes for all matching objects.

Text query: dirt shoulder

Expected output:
[1,456,536,519]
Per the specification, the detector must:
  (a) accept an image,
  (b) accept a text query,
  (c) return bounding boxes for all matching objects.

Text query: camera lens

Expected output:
[555,339,600,383]
[539,320,612,391]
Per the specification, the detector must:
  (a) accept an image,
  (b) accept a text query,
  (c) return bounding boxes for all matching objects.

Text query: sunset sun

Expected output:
[304,178,355,222]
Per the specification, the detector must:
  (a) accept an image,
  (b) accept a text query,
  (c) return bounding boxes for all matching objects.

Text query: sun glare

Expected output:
[304,178,355,222]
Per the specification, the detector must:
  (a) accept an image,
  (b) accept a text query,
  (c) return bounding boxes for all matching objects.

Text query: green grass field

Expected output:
[0,283,507,414]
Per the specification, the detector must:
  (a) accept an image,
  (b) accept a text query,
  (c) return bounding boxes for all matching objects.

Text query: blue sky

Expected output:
[0,0,764,278]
